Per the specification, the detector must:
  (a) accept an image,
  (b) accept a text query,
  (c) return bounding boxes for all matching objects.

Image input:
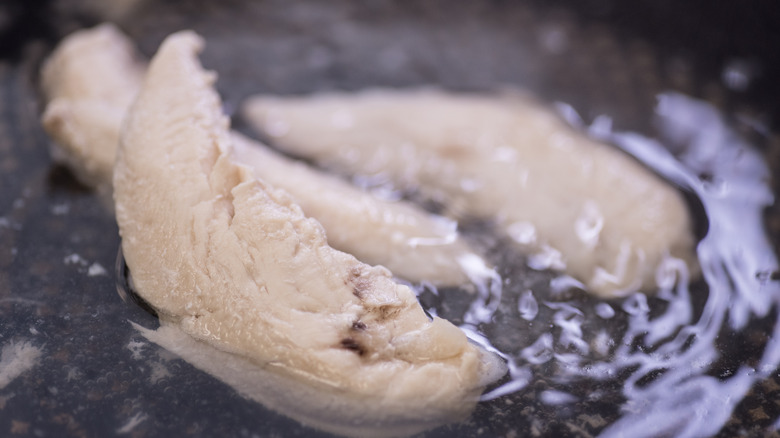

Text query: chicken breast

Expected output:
[243,89,697,298]
[41,24,485,287]
[113,32,504,436]
[230,132,482,285]
[40,23,145,191]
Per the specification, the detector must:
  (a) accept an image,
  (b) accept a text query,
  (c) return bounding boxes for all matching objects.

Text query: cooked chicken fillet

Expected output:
[113,32,504,436]
[40,23,145,190]
[243,89,697,297]
[40,25,483,287]
[230,132,477,285]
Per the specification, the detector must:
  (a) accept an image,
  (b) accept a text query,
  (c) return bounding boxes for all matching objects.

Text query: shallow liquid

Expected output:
[118,92,779,437]
[417,92,780,438]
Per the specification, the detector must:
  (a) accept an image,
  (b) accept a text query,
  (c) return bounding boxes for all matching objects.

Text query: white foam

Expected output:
[459,254,503,325]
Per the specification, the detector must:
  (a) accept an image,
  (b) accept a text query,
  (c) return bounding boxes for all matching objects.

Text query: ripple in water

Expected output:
[436,93,780,437]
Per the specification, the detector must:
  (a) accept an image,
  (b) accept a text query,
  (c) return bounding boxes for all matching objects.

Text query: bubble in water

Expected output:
[595,302,615,319]
[550,302,589,354]
[527,244,565,271]
[540,389,578,405]
[517,290,538,321]
[521,333,554,365]
[550,275,585,294]
[459,254,503,325]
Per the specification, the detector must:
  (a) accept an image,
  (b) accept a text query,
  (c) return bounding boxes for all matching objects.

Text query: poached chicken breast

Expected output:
[243,89,697,297]
[113,32,504,437]
[41,24,486,287]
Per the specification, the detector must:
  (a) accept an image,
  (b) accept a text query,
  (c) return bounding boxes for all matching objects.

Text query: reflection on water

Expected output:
[439,93,780,437]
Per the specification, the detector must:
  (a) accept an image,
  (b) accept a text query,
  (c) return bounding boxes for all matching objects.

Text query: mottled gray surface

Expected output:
[1,1,779,437]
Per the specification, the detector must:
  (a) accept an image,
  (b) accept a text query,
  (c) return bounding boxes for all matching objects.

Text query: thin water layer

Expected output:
[415,93,780,437]
[114,91,779,437]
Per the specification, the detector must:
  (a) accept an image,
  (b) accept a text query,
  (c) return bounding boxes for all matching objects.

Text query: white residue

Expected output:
[127,339,147,360]
[63,253,88,266]
[116,412,148,434]
[64,254,109,278]
[0,341,43,389]
[65,366,82,382]
[87,262,108,277]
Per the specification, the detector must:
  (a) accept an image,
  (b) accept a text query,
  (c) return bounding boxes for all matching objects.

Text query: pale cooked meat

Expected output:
[242,89,697,298]
[41,25,484,287]
[40,23,145,191]
[113,32,504,436]
[231,132,478,285]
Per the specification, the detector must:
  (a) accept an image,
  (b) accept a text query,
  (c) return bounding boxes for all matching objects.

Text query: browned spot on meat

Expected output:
[346,265,371,299]
[374,304,400,322]
[340,338,366,356]
[351,320,367,331]
[439,143,472,160]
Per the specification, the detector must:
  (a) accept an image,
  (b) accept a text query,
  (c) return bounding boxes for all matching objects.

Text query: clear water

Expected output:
[417,92,780,438]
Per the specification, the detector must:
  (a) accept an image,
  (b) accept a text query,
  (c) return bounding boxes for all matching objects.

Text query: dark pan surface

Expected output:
[1,1,779,437]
